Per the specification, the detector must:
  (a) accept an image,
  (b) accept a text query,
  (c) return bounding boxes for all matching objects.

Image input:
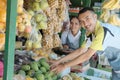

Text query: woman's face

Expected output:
[70,17,81,33]
[78,11,97,33]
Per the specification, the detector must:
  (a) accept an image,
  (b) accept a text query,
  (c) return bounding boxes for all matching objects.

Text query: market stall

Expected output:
[0,0,120,80]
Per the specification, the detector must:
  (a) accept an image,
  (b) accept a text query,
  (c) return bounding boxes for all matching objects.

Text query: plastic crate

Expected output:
[78,67,112,80]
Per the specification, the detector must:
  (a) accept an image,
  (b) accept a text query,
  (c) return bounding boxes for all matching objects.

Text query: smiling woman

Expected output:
[61,16,82,51]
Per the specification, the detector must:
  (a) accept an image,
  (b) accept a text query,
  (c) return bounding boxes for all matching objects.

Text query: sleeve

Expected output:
[61,31,68,45]
[90,27,104,51]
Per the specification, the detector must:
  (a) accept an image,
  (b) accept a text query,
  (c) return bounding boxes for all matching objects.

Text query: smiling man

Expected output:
[50,7,120,80]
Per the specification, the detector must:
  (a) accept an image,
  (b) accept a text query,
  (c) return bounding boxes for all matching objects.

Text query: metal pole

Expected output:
[3,0,17,80]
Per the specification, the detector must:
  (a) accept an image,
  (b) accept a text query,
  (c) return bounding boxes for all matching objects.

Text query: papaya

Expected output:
[18,70,26,77]
[30,62,39,71]
[27,70,35,77]
[40,67,46,73]
[36,61,41,67]
[39,58,46,63]
[40,61,50,71]
[45,76,52,80]
[21,65,30,71]
[34,70,42,77]
[35,73,44,80]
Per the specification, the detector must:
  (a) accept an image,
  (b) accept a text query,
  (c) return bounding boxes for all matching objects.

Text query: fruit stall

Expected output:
[0,0,120,80]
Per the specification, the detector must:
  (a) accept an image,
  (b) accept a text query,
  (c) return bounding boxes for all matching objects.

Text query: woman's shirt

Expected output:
[61,30,81,50]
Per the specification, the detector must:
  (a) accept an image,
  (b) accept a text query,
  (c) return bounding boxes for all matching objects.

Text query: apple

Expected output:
[32,2,41,11]
[27,9,35,16]
[36,21,47,29]
[24,26,32,33]
[39,0,49,10]
[32,41,41,49]
[25,40,33,50]
[34,14,43,22]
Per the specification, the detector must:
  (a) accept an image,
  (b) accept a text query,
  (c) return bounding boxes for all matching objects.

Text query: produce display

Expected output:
[0,0,115,80]
[53,34,61,48]
[61,73,85,80]
[0,0,6,49]
[16,58,60,80]
[100,0,120,26]
[102,0,120,10]
[42,35,53,50]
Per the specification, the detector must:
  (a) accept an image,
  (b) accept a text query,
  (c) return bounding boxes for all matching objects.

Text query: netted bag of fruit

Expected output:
[53,34,61,48]
[57,0,67,21]
[44,7,52,18]
[17,0,24,14]
[25,27,42,50]
[17,9,32,36]
[47,0,58,9]
[32,11,48,30]
[42,35,53,50]
[57,8,66,22]
[54,19,62,34]
[42,20,54,36]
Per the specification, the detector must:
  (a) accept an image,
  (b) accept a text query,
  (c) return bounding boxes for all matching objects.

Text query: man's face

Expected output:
[78,11,97,33]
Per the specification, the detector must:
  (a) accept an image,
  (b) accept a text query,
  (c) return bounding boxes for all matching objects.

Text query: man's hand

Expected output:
[51,63,67,74]
[49,59,61,70]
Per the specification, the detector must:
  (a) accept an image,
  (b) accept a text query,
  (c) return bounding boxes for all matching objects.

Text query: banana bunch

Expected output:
[100,9,110,22]
[107,14,120,26]
[102,0,120,10]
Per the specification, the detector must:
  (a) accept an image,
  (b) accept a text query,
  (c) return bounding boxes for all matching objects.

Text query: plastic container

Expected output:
[78,67,112,80]
[60,67,71,77]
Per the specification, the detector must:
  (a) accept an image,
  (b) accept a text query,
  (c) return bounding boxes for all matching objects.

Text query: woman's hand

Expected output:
[49,59,61,70]
[63,45,69,50]
[51,63,67,74]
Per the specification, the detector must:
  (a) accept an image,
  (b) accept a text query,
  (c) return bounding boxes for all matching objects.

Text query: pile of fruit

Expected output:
[61,73,85,80]
[16,58,60,80]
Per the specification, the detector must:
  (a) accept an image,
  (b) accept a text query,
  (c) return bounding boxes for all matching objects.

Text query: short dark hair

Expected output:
[78,7,95,15]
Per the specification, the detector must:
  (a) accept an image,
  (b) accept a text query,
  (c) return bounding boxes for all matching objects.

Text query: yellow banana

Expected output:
[100,9,110,22]
[110,0,120,10]
[108,15,120,26]
[102,0,115,9]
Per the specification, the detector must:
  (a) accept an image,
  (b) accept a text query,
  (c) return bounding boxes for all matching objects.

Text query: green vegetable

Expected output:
[35,73,44,80]
[21,65,30,71]
[18,70,26,76]
[30,61,39,71]
[40,67,47,73]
